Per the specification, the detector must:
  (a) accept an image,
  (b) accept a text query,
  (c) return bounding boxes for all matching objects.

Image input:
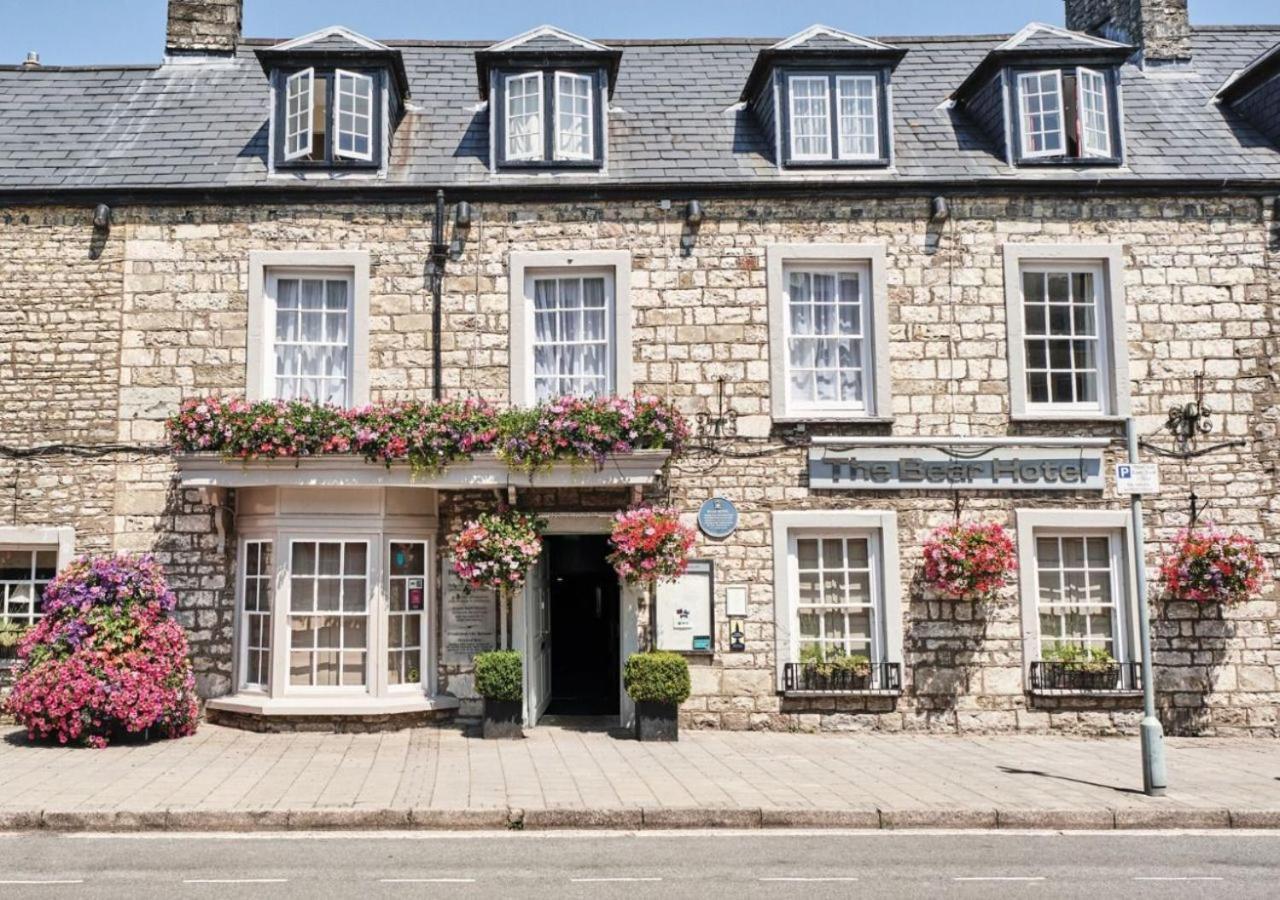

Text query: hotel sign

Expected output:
[808,443,1105,492]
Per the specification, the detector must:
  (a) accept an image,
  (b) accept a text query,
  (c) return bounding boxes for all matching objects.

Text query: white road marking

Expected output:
[183,878,289,884]
[760,876,859,882]
[571,877,663,882]
[380,878,477,884]
[0,881,85,886]
[1134,876,1223,881]
[954,876,1045,882]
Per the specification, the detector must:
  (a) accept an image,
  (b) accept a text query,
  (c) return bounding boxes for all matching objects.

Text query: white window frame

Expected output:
[505,71,544,162]
[772,510,903,693]
[284,536,373,694]
[247,251,371,407]
[0,528,74,630]
[767,244,892,422]
[385,537,430,693]
[787,74,832,160]
[788,529,884,663]
[1017,69,1065,159]
[265,268,355,406]
[1031,531,1128,662]
[1015,509,1139,691]
[1077,66,1112,158]
[238,537,273,692]
[835,74,880,161]
[333,68,375,162]
[527,268,615,402]
[553,70,594,161]
[1018,261,1109,415]
[284,67,315,162]
[508,250,633,407]
[780,262,873,415]
[1002,244,1130,421]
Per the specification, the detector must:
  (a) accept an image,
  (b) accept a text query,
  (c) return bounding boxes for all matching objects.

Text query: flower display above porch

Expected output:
[167,394,684,490]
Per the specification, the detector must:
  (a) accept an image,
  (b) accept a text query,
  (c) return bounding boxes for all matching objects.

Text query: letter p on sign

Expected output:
[1116,462,1160,495]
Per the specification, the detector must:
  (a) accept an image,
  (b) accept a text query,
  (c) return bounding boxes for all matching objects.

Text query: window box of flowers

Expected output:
[1159,525,1269,605]
[167,394,686,490]
[921,520,1017,602]
[623,651,691,742]
[1030,645,1137,693]
[4,554,199,748]
[473,650,524,740]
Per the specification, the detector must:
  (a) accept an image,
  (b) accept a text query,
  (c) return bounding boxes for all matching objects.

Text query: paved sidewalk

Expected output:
[2,724,1278,831]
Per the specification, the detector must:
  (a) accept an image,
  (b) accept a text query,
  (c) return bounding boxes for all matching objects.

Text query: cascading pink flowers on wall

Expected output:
[921,521,1018,602]
[450,509,547,592]
[5,554,199,749]
[607,505,697,586]
[1159,524,1269,604]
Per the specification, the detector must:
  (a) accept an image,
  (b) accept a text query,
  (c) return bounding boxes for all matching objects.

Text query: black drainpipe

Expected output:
[428,189,448,401]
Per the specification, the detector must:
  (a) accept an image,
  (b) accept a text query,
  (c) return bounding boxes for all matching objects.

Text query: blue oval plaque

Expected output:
[697,496,738,539]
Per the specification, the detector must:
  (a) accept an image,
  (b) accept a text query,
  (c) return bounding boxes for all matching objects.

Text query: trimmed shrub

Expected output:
[4,554,199,748]
[473,650,522,702]
[623,651,691,705]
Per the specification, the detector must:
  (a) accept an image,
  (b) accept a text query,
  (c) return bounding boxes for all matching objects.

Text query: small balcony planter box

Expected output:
[474,651,524,740]
[624,651,691,742]
[1030,660,1138,693]
[783,660,902,694]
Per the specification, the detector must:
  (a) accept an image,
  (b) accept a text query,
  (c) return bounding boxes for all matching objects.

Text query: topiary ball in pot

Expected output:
[473,650,523,739]
[624,651,690,741]
[4,554,199,749]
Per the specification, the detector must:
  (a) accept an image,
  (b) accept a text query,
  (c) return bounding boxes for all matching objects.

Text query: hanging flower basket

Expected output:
[450,509,546,592]
[1159,525,1269,604]
[607,505,697,586]
[921,521,1017,602]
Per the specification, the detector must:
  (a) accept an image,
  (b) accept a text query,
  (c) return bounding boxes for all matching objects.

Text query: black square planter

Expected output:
[482,698,523,739]
[634,700,679,741]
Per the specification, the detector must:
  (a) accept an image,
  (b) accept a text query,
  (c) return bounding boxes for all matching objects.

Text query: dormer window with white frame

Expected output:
[495,68,603,169]
[275,66,382,169]
[781,70,889,166]
[1012,65,1120,164]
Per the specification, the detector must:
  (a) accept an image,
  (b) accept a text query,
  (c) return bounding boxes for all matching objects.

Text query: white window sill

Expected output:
[1011,413,1127,424]
[774,415,895,426]
[781,689,903,699]
[206,692,461,717]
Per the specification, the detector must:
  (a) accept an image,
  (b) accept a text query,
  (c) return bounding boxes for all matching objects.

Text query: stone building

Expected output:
[1,0,1278,735]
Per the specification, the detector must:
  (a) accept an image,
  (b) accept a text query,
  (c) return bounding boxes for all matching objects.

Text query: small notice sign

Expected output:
[1115,463,1160,495]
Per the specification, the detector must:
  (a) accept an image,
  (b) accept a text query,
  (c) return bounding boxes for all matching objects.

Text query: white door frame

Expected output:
[513,513,638,729]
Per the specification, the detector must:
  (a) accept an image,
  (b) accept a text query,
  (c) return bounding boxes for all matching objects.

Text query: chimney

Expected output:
[165,0,243,56]
[21,51,41,69]
[1064,0,1191,64]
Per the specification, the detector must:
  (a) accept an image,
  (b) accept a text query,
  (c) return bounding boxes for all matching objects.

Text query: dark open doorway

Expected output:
[545,534,620,717]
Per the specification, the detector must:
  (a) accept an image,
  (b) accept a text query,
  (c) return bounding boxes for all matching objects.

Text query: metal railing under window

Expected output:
[783,661,902,694]
[1029,660,1142,693]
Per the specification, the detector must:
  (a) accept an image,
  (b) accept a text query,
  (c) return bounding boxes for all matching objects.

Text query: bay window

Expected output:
[288,540,369,689]
[240,540,272,690]
[0,547,57,628]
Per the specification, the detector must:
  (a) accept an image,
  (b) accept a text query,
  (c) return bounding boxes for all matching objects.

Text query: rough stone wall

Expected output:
[1065,0,1192,62]
[0,195,1276,735]
[165,0,243,56]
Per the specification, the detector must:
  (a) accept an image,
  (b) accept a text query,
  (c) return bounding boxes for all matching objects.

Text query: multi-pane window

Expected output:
[387,541,426,687]
[784,265,870,411]
[793,534,880,663]
[1017,70,1065,158]
[0,547,57,627]
[270,273,352,405]
[788,76,831,159]
[836,75,879,159]
[1077,67,1111,157]
[1021,265,1105,410]
[555,72,593,160]
[334,69,374,161]
[241,540,272,689]
[284,68,316,161]
[531,273,613,400]
[505,72,543,161]
[1035,533,1121,659]
[288,540,369,688]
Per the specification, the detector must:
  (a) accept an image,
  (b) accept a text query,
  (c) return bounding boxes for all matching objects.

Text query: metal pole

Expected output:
[1127,417,1167,796]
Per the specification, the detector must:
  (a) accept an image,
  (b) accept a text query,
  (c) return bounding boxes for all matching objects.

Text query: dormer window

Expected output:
[1014,66,1115,162]
[495,68,602,168]
[276,66,381,168]
[786,73,881,162]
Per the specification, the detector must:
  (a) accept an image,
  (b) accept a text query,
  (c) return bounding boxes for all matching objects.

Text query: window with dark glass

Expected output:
[1012,66,1118,163]
[275,67,381,169]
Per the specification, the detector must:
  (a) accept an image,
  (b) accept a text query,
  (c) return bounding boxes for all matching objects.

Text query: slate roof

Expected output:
[2,25,1279,193]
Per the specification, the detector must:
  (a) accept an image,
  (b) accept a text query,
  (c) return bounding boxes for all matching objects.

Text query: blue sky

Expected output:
[3,0,1277,66]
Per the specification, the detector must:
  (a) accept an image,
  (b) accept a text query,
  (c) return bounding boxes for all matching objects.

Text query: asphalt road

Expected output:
[0,829,1277,898]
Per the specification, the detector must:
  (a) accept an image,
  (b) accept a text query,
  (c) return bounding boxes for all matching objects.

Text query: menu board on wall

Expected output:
[443,568,497,665]
[654,559,714,654]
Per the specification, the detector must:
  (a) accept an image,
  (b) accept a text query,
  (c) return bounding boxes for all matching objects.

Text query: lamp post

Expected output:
[1126,417,1167,796]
